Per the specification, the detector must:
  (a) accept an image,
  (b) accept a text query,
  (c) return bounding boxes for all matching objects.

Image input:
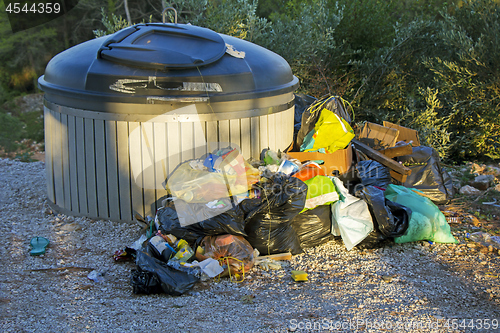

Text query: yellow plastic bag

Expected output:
[304,108,355,153]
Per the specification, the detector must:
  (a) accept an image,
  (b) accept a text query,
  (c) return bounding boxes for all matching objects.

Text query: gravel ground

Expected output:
[1,158,500,332]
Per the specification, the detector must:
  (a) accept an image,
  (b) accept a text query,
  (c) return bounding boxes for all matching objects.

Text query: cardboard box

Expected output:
[383,121,421,146]
[359,122,399,149]
[285,144,353,176]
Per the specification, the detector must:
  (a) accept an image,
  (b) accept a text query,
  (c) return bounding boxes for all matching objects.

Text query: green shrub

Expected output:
[0,112,23,152]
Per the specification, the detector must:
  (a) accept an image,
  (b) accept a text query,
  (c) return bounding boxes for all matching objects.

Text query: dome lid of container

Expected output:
[39,23,299,108]
[98,23,226,69]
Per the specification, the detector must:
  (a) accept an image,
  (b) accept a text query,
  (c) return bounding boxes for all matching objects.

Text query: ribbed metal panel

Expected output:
[45,105,294,222]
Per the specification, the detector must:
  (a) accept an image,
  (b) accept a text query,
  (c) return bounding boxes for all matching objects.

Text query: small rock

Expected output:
[381,275,394,283]
[471,174,495,190]
[460,185,482,195]
[484,166,500,177]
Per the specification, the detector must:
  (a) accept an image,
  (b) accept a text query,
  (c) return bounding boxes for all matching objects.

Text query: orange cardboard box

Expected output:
[285,144,353,176]
[358,122,399,149]
[383,121,421,146]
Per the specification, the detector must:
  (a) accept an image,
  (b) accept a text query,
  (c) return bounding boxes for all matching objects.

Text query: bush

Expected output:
[0,112,23,152]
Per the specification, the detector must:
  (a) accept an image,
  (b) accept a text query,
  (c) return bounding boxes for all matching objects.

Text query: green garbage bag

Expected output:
[384,184,458,244]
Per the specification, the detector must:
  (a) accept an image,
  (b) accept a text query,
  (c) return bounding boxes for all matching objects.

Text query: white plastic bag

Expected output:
[331,177,374,250]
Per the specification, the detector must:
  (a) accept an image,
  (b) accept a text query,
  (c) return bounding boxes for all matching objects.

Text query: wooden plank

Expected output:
[84,118,98,217]
[60,114,71,210]
[105,121,120,221]
[240,117,251,159]
[390,170,408,183]
[250,116,260,160]
[153,122,169,213]
[352,139,412,175]
[206,120,218,153]
[94,119,109,218]
[255,252,292,263]
[379,144,413,159]
[75,117,88,215]
[128,122,144,219]
[67,115,79,212]
[166,121,181,178]
[229,118,241,149]
[116,121,132,221]
[53,112,64,207]
[141,122,156,218]
[274,111,282,151]
[259,115,268,152]
[194,120,207,158]
[218,119,230,146]
[180,121,194,162]
[44,108,55,202]
[268,113,276,151]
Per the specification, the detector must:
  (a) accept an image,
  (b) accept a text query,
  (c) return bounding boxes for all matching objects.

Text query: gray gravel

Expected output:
[1,158,500,332]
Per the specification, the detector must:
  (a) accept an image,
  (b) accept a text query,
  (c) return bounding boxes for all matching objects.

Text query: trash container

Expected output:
[38,22,299,222]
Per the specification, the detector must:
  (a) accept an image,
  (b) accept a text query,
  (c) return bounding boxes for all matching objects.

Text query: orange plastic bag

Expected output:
[292,162,326,182]
[196,235,255,281]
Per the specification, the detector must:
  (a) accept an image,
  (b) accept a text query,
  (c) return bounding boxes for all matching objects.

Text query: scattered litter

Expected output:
[254,252,292,263]
[482,198,500,208]
[291,270,308,282]
[240,294,255,304]
[381,275,394,283]
[131,234,148,250]
[108,94,473,296]
[30,236,49,256]
[257,259,283,271]
[467,232,500,250]
[113,247,136,262]
[197,258,224,278]
[87,270,105,283]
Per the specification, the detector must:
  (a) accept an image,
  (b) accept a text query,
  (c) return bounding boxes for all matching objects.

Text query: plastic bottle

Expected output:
[174,239,194,262]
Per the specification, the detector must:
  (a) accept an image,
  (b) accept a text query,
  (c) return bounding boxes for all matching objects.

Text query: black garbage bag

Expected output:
[397,146,454,204]
[294,93,317,136]
[359,186,411,238]
[243,174,307,255]
[356,230,393,250]
[156,198,248,243]
[130,269,162,295]
[291,205,334,249]
[356,160,391,189]
[132,250,199,296]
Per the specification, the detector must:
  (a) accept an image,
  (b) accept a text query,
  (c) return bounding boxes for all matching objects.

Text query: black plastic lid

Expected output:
[99,23,226,70]
[39,23,299,108]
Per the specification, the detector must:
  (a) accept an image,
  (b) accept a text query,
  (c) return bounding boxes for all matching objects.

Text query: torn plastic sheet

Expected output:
[225,43,245,58]
[110,76,223,94]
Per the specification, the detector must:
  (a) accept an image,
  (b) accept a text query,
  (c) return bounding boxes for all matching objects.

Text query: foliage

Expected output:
[0,112,23,152]
[353,0,500,162]
[93,8,133,37]
[0,0,498,163]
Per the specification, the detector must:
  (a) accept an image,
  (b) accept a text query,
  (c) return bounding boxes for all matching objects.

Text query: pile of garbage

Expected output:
[124,95,459,296]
